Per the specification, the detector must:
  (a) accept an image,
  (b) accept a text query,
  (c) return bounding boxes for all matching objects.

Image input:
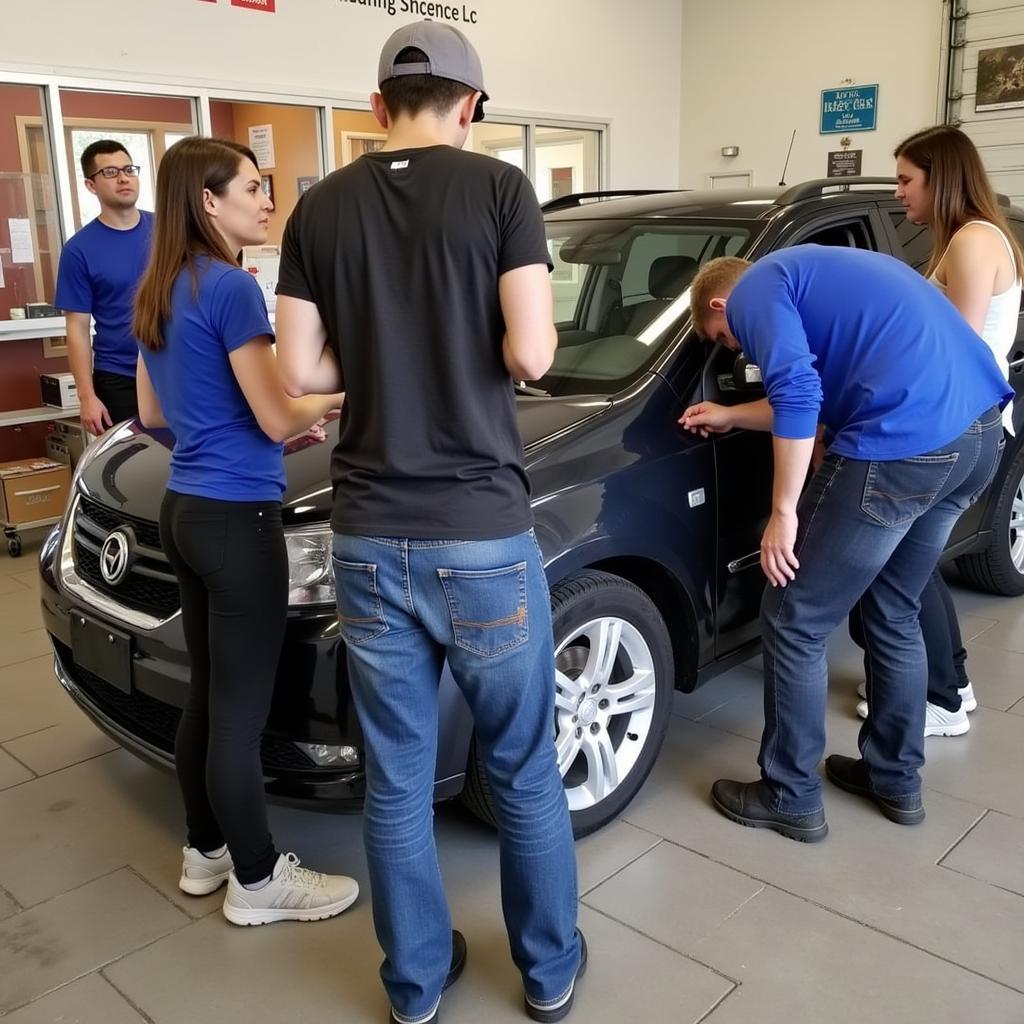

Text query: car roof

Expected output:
[543,181,1024,223]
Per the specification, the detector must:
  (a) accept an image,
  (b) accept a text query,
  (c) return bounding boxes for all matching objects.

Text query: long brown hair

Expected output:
[134,136,259,351]
[894,125,1023,280]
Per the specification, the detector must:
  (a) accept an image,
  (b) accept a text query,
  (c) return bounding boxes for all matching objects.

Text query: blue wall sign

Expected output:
[820,85,878,134]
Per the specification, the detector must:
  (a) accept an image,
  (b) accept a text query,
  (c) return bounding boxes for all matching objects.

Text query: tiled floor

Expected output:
[2,532,1023,1023]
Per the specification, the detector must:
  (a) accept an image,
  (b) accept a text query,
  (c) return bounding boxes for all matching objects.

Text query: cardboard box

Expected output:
[40,372,79,409]
[0,458,71,527]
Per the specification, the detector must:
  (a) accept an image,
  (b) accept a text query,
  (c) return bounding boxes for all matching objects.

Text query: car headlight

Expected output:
[285,525,335,607]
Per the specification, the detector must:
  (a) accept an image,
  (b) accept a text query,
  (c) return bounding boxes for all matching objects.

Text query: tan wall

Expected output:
[229,103,320,246]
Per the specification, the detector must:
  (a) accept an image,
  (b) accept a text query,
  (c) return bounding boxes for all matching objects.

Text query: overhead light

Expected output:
[721,146,740,158]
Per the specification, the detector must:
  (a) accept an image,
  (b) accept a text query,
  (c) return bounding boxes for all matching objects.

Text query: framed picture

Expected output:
[340,132,387,165]
[976,43,1024,112]
[260,174,274,204]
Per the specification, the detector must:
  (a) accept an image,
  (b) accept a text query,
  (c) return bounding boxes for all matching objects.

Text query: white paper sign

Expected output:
[9,219,35,264]
[248,124,276,170]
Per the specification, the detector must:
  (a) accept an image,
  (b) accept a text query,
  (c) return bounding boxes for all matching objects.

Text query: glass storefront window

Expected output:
[467,122,526,170]
[333,108,386,167]
[58,90,196,231]
[0,83,62,321]
[534,126,601,205]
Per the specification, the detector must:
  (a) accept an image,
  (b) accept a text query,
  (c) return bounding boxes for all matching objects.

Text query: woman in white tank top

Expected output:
[853,125,1022,737]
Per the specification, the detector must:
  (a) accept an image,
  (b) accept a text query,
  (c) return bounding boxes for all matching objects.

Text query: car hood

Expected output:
[75,395,609,527]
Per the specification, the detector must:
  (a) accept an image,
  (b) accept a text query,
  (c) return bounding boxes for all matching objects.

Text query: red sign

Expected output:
[231,0,276,10]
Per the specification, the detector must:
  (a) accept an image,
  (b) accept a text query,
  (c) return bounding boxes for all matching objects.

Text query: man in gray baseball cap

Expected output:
[378,18,489,122]
[275,17,584,1024]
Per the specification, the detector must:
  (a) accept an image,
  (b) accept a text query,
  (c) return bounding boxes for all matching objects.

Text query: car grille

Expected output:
[72,496,180,619]
[54,640,316,772]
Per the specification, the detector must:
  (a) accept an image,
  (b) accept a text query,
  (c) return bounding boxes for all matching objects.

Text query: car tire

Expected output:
[459,570,675,839]
[955,441,1024,596]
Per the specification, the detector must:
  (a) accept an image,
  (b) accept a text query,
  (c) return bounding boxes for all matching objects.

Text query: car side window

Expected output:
[798,217,875,250]
[888,213,934,275]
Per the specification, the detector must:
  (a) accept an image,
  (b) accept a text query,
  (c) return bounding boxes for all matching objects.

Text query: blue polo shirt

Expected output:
[139,257,285,502]
[726,246,1014,459]
[54,211,153,377]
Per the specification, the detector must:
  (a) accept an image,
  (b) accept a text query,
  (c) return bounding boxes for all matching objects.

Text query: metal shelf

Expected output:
[0,406,80,429]
[0,317,67,343]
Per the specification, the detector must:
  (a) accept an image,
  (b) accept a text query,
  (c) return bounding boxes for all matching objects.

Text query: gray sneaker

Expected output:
[222,852,359,926]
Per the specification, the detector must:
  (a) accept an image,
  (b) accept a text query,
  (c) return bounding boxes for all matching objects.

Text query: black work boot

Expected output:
[710,779,828,843]
[825,755,925,825]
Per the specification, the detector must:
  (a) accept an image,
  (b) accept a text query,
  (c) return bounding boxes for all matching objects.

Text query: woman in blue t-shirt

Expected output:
[132,137,356,926]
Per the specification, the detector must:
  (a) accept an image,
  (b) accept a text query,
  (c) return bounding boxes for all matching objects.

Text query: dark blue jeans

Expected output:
[333,531,580,1023]
[759,409,1004,814]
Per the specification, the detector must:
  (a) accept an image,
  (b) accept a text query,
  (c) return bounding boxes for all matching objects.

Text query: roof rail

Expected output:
[540,189,673,213]
[777,177,898,205]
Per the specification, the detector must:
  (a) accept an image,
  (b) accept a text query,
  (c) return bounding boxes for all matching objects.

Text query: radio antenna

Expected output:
[778,129,797,187]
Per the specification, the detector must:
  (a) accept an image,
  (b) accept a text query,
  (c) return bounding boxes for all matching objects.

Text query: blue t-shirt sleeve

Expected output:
[727,263,823,440]
[54,242,94,314]
[211,269,274,353]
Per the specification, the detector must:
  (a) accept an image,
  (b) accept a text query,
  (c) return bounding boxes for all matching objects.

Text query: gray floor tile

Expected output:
[0,592,48,635]
[0,656,83,744]
[965,610,1024,655]
[941,810,1024,897]
[922,707,1024,820]
[619,717,1024,990]
[1010,696,1024,718]
[0,631,54,672]
[672,664,762,722]
[583,841,763,951]
[0,868,188,1013]
[0,888,19,922]
[2,973,144,1024]
[691,886,1024,1024]
[3,718,119,776]
[0,748,34,790]
[0,576,30,598]
[0,533,46,577]
[575,819,662,897]
[959,612,1001,642]
[961,641,1024,711]
[0,750,222,917]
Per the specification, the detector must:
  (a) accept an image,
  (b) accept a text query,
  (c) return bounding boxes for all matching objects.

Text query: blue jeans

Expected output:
[759,409,1004,814]
[333,531,580,1022]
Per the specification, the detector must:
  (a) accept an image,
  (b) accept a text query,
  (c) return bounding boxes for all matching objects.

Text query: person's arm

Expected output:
[65,312,111,435]
[275,295,343,397]
[679,397,772,436]
[941,226,1001,335]
[229,337,342,443]
[499,264,558,381]
[760,435,815,588]
[135,354,167,429]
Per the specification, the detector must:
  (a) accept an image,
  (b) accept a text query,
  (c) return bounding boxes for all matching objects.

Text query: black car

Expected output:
[38,178,1024,838]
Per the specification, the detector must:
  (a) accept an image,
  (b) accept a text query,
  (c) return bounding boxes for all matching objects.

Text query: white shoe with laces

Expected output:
[179,845,233,896]
[857,680,978,712]
[222,852,359,926]
[856,698,971,737]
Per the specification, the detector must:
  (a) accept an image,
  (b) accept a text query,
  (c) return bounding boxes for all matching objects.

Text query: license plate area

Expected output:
[71,612,133,694]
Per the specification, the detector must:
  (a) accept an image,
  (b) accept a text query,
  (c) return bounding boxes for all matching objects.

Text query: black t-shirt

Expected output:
[277,146,552,540]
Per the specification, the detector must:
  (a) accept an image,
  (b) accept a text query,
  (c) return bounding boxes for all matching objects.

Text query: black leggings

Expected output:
[850,567,968,713]
[160,490,287,884]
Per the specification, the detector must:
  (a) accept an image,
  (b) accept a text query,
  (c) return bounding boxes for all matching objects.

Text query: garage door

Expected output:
[947,0,1024,206]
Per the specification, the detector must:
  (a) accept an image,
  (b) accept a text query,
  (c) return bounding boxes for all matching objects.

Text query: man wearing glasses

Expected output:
[55,140,153,435]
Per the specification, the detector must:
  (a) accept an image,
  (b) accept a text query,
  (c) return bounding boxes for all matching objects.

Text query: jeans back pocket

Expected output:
[861,453,960,528]
[438,562,528,658]
[333,559,388,644]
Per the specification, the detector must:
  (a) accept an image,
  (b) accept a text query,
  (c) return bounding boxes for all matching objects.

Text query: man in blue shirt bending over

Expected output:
[55,140,153,435]
[680,246,1011,842]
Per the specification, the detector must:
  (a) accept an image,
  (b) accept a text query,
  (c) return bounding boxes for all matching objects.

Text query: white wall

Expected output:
[0,0,683,190]
[679,0,945,190]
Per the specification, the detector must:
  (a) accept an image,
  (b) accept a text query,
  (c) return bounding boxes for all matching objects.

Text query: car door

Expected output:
[712,205,888,656]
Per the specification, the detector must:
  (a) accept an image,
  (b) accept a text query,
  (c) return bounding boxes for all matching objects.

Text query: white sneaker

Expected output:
[925,702,970,737]
[857,699,971,737]
[179,845,233,896]
[959,681,978,713]
[222,852,359,926]
[858,681,977,712]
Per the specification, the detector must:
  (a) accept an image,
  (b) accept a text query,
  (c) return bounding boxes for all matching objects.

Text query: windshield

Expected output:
[538,218,753,396]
